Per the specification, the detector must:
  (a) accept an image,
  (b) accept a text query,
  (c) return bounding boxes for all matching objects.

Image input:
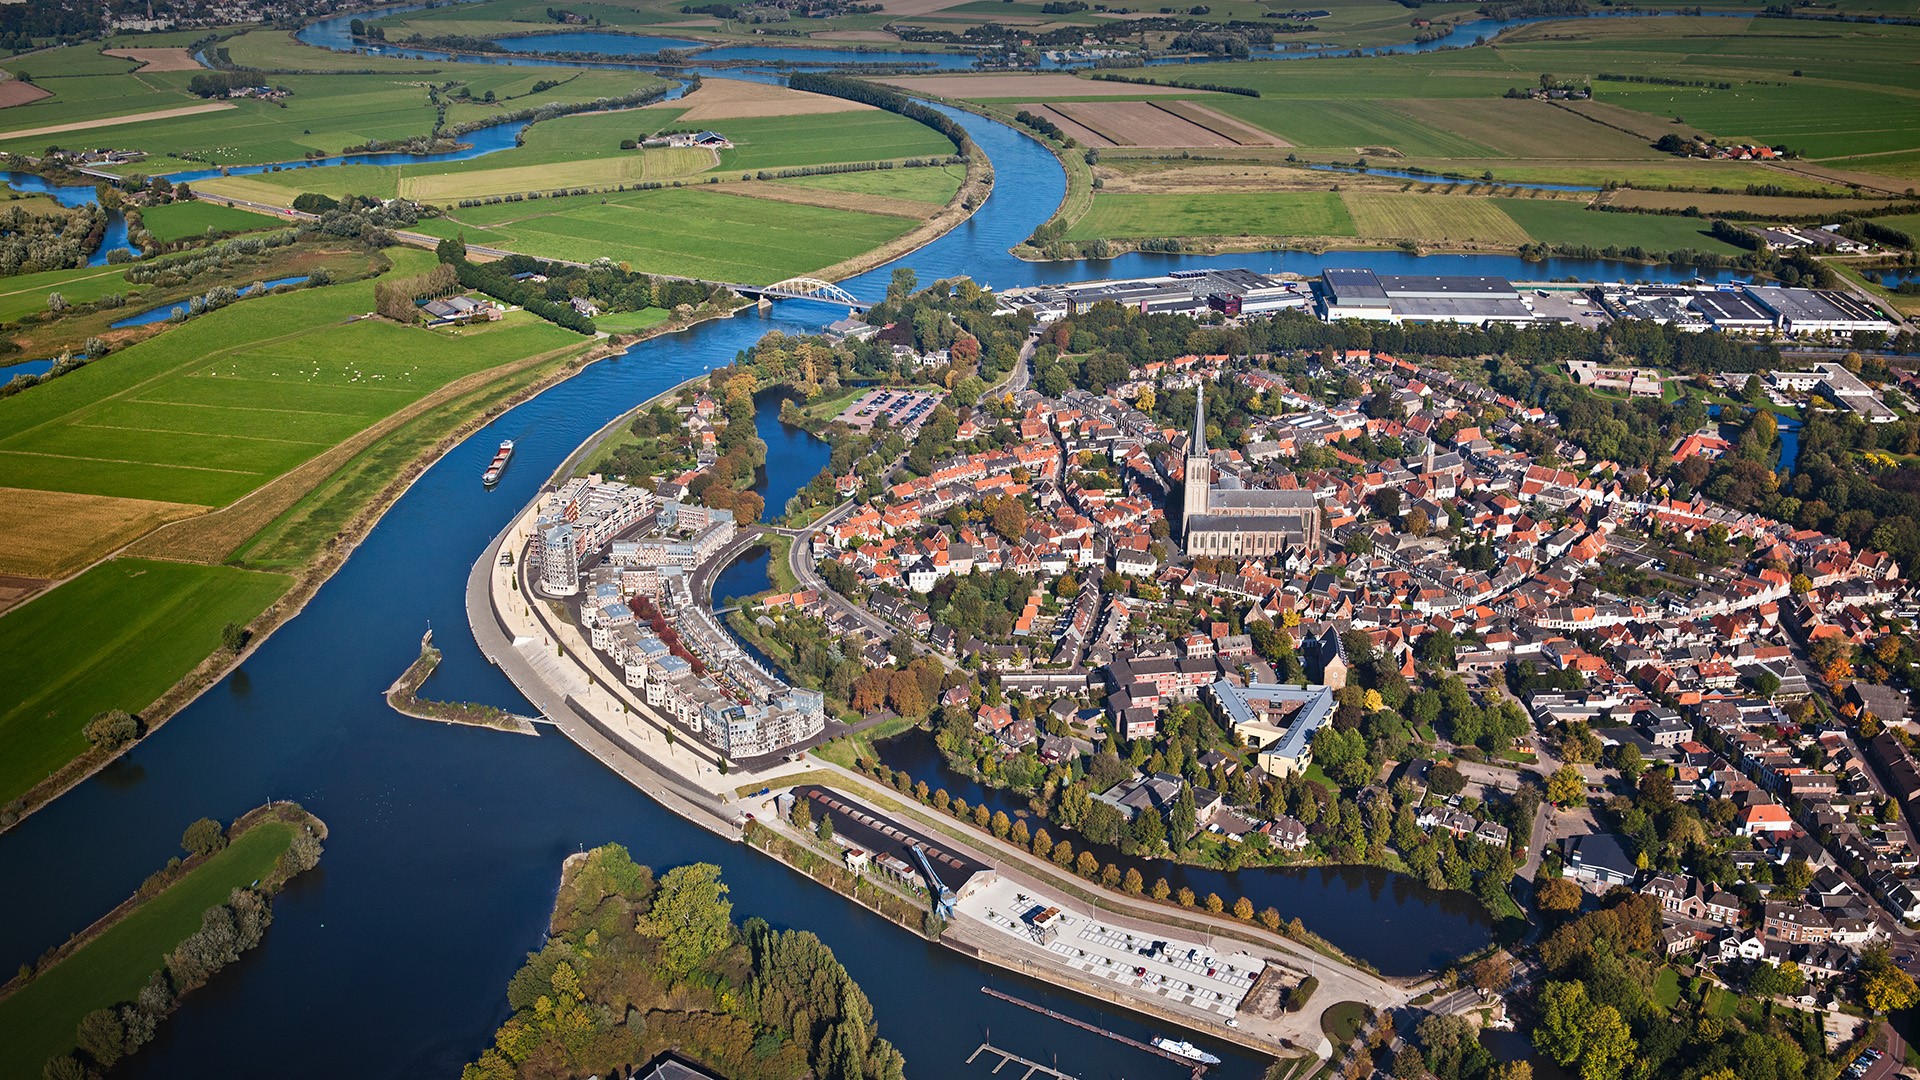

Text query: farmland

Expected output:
[0,281,581,507]
[1064,192,1356,242]
[0,43,668,169]
[0,558,289,806]
[1491,198,1750,254]
[773,163,963,205]
[136,200,281,244]
[0,814,297,1080]
[413,185,923,282]
[1343,194,1532,247]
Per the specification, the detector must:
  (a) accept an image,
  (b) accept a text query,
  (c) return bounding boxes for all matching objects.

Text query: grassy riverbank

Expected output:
[0,803,324,1079]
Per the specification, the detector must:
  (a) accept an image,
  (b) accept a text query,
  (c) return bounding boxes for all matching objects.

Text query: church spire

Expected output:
[1192,383,1207,456]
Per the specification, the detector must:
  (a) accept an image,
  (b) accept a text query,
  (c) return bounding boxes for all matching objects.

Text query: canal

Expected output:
[0,20,1752,1075]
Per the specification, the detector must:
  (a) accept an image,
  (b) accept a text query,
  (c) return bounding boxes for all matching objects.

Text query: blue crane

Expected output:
[909,842,956,919]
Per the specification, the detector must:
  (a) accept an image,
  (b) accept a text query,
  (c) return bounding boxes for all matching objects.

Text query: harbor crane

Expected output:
[909,842,956,919]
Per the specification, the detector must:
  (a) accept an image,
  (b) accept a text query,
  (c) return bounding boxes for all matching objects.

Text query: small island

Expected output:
[462,845,904,1080]
[0,801,325,1079]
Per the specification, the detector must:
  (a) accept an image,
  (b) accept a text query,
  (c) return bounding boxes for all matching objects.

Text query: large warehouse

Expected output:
[1318,269,1537,324]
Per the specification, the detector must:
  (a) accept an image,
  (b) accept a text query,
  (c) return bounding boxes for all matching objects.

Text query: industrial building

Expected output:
[996,269,1314,321]
[1318,269,1536,325]
[1594,283,1898,337]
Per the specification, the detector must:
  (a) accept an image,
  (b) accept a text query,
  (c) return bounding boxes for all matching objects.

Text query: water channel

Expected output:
[0,13,1767,1073]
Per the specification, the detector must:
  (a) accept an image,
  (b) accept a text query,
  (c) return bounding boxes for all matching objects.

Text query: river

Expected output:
[0,14,1750,1073]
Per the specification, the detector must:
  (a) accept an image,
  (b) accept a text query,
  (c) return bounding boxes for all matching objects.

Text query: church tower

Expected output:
[1182,383,1210,535]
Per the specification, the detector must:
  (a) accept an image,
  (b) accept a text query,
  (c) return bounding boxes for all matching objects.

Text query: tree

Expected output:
[1537,876,1581,914]
[74,1007,125,1068]
[181,818,226,858]
[82,709,139,749]
[221,621,249,654]
[638,862,732,974]
[1533,980,1590,1066]
[1122,867,1144,894]
[817,812,834,844]
[1578,1004,1635,1080]
[1427,764,1466,797]
[1470,953,1511,993]
[1862,945,1918,1012]
[1750,960,1805,999]
[47,291,67,314]
[1547,765,1585,807]
[1232,896,1255,921]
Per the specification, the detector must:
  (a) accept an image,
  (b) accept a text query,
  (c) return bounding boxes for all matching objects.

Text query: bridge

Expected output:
[727,276,870,311]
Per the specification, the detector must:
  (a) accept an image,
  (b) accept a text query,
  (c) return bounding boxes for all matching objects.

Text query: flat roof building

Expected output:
[1320,269,1533,324]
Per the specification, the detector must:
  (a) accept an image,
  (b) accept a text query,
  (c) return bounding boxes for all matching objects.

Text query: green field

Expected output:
[0,274,581,506]
[715,111,956,171]
[0,265,144,327]
[1492,197,1748,253]
[1064,191,1356,241]
[594,307,671,333]
[775,164,964,205]
[1342,193,1533,246]
[0,559,289,804]
[415,185,920,282]
[0,817,296,1080]
[138,201,282,244]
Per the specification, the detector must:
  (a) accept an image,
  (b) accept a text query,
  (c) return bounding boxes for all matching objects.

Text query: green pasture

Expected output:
[1064,191,1356,241]
[594,307,671,333]
[715,111,956,171]
[138,200,281,243]
[775,163,964,205]
[0,265,141,327]
[1492,197,1748,253]
[0,817,296,1080]
[416,185,918,282]
[0,558,290,806]
[0,276,581,506]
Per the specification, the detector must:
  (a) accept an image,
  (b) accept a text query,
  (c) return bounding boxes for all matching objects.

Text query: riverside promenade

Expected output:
[464,494,1409,1065]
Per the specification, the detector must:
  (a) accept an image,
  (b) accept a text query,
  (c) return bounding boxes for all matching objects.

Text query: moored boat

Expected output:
[1152,1038,1222,1065]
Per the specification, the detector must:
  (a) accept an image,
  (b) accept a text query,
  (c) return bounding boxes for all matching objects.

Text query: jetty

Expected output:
[965,1041,1078,1080]
[981,987,1211,1077]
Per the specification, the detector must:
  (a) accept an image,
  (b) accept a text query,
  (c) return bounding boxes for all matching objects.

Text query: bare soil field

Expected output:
[878,73,1201,99]
[651,80,873,122]
[1152,100,1290,147]
[1601,189,1906,215]
[1020,103,1116,147]
[723,181,935,219]
[0,573,41,615]
[0,488,205,580]
[101,47,203,72]
[1054,100,1244,148]
[0,81,52,109]
[0,102,233,142]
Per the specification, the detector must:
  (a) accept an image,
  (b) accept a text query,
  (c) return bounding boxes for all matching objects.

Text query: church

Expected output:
[1181,384,1322,558]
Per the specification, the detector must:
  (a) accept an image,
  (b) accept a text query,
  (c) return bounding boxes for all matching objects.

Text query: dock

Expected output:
[966,1041,1078,1080]
[981,986,1211,1077]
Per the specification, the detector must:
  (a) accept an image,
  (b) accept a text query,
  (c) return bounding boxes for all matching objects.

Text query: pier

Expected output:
[966,1041,1078,1080]
[981,987,1211,1077]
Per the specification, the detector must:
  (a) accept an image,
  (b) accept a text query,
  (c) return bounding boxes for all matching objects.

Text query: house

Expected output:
[1641,873,1741,925]
[1563,832,1638,889]
[1736,802,1794,836]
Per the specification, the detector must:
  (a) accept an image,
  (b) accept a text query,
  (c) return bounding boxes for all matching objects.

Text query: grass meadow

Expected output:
[0,279,581,506]
[773,164,964,205]
[0,818,296,1080]
[1491,198,1749,253]
[0,558,290,805]
[1342,193,1532,246]
[1064,191,1356,241]
[137,201,282,244]
[415,185,919,282]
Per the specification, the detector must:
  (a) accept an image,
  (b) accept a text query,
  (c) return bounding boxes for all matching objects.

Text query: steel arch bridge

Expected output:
[755,277,865,308]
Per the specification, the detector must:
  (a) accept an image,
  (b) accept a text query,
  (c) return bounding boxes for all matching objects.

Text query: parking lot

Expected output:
[834,388,946,436]
[959,878,1263,1019]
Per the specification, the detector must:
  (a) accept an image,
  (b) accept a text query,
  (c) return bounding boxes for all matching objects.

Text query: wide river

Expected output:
[0,21,1723,1075]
